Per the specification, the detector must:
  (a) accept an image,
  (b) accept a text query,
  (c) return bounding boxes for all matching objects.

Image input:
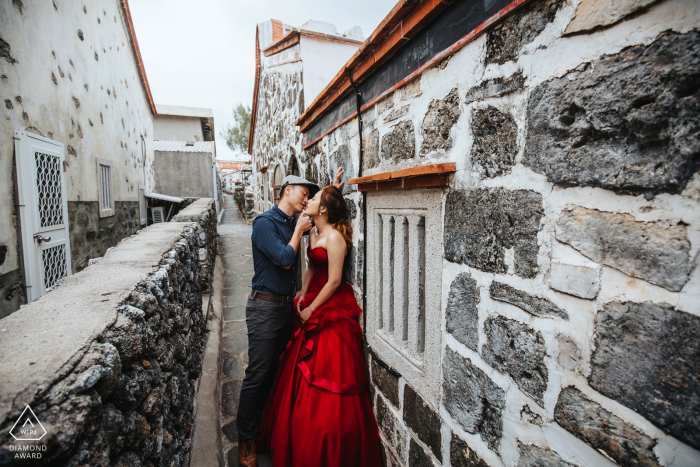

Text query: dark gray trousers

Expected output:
[236,294,293,441]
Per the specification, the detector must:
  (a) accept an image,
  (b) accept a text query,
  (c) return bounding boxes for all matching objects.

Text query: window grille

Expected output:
[152,206,165,223]
[42,244,67,290]
[35,151,65,227]
[377,213,427,360]
[96,158,114,217]
[366,188,444,404]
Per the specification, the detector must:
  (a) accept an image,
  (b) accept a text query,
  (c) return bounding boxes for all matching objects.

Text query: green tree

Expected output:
[221,103,251,153]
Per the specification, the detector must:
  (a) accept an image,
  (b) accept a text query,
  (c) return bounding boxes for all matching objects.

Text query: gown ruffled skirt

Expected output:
[256,245,382,467]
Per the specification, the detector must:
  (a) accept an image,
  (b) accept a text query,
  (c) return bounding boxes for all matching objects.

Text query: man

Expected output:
[238,171,344,467]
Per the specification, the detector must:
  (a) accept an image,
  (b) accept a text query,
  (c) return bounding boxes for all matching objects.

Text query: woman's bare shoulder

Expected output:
[327,229,348,252]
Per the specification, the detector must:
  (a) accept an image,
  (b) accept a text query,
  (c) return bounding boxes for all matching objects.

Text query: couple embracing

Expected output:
[236,168,382,467]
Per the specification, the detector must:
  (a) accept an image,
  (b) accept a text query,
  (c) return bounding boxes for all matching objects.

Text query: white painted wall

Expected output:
[300,36,362,108]
[0,0,154,277]
[154,115,204,141]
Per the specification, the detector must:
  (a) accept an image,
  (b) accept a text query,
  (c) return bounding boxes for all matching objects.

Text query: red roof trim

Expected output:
[120,0,157,116]
[300,0,530,144]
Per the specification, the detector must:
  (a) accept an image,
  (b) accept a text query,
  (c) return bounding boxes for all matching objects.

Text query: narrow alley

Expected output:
[217,196,273,467]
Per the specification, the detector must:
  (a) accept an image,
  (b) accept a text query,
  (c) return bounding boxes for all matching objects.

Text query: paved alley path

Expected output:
[217,195,273,467]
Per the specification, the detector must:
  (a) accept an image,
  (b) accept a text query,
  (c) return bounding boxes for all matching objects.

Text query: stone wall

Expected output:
[280,0,700,465]
[0,199,216,466]
[68,201,141,273]
[249,61,305,217]
[235,186,255,223]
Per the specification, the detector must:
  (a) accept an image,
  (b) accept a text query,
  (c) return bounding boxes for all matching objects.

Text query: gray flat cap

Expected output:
[280,174,320,198]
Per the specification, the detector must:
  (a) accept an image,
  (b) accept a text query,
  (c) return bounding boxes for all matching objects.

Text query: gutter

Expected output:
[347,69,401,378]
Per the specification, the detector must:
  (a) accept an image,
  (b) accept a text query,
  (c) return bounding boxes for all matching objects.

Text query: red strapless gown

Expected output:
[256,244,382,466]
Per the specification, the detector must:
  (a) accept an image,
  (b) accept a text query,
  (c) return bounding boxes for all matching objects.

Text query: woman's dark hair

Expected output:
[319,185,353,252]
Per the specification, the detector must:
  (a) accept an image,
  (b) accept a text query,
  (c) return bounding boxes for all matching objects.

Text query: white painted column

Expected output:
[382,215,395,333]
[408,215,426,355]
[376,213,384,329]
[394,216,409,343]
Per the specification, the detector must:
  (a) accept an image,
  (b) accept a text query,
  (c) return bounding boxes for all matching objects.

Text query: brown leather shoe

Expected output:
[238,438,258,467]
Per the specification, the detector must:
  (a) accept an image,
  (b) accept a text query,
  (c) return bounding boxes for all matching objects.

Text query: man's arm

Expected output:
[252,217,296,268]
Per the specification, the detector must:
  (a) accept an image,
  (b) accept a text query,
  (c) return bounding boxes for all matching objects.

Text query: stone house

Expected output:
[0,0,157,318]
[251,0,700,465]
[153,105,223,214]
[247,18,364,218]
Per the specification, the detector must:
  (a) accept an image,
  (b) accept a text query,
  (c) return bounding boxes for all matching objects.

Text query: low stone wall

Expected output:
[0,199,216,466]
[235,186,255,222]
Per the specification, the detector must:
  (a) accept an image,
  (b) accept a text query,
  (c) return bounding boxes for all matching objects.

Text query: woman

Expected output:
[256,184,383,466]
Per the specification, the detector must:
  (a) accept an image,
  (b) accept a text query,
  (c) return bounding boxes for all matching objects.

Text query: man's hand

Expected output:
[296,213,313,233]
[333,167,345,190]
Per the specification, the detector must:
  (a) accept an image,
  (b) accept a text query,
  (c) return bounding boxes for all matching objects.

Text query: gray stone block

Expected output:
[446,273,480,351]
[482,316,548,405]
[382,442,403,467]
[376,393,408,463]
[471,106,517,178]
[523,31,700,197]
[490,281,568,320]
[554,386,659,466]
[408,438,436,467]
[485,0,563,65]
[403,385,442,461]
[381,120,416,162]
[362,129,381,171]
[450,433,489,467]
[221,379,242,417]
[565,0,657,34]
[549,261,600,299]
[590,301,700,449]
[444,188,543,278]
[372,357,400,408]
[222,354,244,379]
[222,330,249,355]
[420,88,461,155]
[556,207,691,291]
[329,144,355,195]
[464,70,525,105]
[443,348,505,450]
[517,442,576,467]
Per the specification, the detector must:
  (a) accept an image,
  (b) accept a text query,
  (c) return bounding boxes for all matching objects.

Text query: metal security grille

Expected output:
[42,244,67,290]
[377,213,427,359]
[99,164,112,211]
[35,151,64,227]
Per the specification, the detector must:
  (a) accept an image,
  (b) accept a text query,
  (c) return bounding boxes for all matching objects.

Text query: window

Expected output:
[273,163,285,205]
[96,157,114,217]
[366,188,444,404]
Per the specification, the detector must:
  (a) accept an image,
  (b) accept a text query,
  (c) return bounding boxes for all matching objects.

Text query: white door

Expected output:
[14,131,72,302]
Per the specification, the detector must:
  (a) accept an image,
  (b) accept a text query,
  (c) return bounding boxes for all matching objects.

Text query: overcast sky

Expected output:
[129,0,395,161]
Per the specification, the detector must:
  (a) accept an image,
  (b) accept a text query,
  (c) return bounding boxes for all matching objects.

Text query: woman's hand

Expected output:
[296,294,305,316]
[333,167,344,190]
[300,306,314,324]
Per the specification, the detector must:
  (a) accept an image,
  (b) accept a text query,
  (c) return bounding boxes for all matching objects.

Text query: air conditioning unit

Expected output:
[152,206,165,223]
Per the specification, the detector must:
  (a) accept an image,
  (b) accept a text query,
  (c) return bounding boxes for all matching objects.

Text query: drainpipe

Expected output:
[347,69,401,378]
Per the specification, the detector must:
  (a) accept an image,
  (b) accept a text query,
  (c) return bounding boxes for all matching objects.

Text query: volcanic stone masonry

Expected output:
[251,0,700,464]
[0,200,217,466]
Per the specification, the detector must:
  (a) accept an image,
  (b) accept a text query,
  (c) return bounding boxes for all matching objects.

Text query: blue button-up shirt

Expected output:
[250,205,312,296]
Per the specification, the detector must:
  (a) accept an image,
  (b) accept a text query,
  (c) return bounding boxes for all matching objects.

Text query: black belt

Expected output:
[250,290,295,303]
